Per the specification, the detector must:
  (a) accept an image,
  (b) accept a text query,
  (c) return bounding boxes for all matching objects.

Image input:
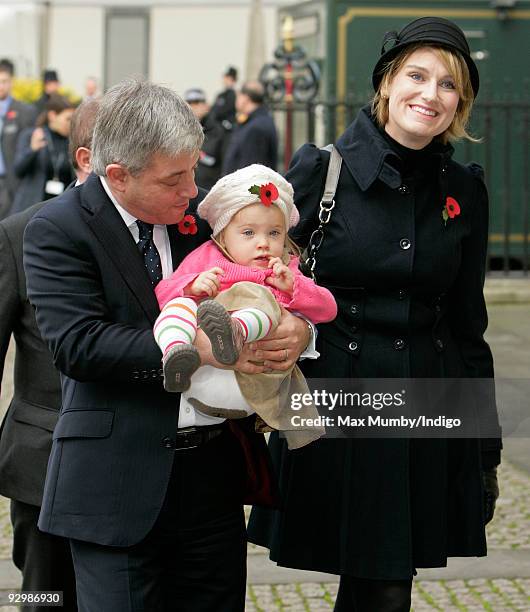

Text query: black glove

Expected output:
[483,466,499,525]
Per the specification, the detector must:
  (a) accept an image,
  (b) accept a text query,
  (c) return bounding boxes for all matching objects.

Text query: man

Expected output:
[184,87,225,190]
[23,79,309,611]
[0,59,36,219]
[0,99,99,612]
[34,69,61,114]
[222,80,278,174]
[83,76,99,101]
[211,65,238,130]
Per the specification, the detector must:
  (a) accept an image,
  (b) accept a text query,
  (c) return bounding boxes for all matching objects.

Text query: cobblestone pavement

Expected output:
[245,579,530,611]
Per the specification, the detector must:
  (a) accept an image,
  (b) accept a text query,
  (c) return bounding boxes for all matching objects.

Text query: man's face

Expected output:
[119,151,200,225]
[188,101,209,121]
[44,80,59,95]
[85,79,97,97]
[235,92,248,114]
[0,71,12,100]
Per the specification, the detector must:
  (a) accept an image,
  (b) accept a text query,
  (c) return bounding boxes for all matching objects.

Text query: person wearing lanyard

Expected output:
[9,93,76,217]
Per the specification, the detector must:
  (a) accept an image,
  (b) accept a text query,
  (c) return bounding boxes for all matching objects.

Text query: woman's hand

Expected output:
[265,257,294,294]
[185,267,224,297]
[30,128,47,152]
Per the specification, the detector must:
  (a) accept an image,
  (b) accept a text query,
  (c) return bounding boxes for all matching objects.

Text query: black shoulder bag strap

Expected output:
[301,144,343,281]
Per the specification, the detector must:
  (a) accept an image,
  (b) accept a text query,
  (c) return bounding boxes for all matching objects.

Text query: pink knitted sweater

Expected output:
[155,240,337,324]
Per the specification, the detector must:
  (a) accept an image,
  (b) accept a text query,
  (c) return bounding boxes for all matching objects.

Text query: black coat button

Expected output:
[394,338,406,350]
[398,184,410,195]
[351,325,358,333]
[400,238,411,250]
[435,339,444,350]
[348,341,358,351]
[398,289,406,300]
[162,437,174,448]
[435,304,441,313]
[350,305,358,314]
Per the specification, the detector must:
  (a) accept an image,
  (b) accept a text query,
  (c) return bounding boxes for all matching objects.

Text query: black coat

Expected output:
[222,106,277,174]
[0,99,37,217]
[10,127,75,216]
[248,107,501,580]
[211,87,236,127]
[0,201,61,506]
[195,112,225,190]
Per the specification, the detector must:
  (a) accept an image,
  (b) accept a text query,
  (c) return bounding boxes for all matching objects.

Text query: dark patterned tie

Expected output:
[136,220,163,287]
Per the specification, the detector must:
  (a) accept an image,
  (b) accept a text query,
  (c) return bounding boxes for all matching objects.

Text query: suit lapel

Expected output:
[81,175,161,323]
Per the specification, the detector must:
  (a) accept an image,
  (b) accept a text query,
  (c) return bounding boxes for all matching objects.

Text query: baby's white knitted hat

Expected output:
[197,164,299,236]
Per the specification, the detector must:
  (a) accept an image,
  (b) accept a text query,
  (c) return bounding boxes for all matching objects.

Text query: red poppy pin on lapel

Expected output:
[177,214,198,235]
[6,110,17,120]
[442,197,461,225]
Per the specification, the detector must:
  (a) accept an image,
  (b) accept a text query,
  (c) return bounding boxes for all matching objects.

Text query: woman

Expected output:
[248,17,501,611]
[10,93,76,215]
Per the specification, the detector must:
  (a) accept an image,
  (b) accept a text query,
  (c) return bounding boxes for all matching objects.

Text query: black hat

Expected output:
[372,17,479,97]
[224,66,238,80]
[184,88,207,104]
[43,69,59,83]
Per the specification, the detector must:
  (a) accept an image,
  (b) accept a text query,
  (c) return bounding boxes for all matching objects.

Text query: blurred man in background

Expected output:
[184,87,225,190]
[222,80,277,174]
[0,59,37,219]
[212,65,237,130]
[35,69,61,114]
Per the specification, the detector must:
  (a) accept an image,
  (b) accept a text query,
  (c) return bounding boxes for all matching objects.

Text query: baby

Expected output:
[153,165,337,447]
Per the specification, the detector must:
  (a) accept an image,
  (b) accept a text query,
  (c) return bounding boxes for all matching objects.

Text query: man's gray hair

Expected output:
[91,78,204,176]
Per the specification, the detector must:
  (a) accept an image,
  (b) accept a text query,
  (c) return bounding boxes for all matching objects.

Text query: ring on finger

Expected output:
[283,349,289,361]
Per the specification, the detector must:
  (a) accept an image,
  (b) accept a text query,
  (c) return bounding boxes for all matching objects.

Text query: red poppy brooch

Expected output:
[177,214,198,235]
[6,110,17,120]
[442,197,461,225]
[249,182,279,207]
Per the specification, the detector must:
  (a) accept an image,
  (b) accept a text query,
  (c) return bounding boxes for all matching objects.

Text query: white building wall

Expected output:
[48,7,104,97]
[0,4,40,77]
[0,1,286,98]
[151,4,279,102]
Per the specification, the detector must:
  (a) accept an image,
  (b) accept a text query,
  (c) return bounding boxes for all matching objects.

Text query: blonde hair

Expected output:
[371,43,478,143]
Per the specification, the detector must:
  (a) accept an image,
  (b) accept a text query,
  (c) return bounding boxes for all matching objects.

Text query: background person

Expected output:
[34,69,61,115]
[0,59,37,220]
[10,94,76,216]
[212,65,238,130]
[0,99,99,612]
[222,80,278,174]
[184,87,225,190]
[249,17,501,612]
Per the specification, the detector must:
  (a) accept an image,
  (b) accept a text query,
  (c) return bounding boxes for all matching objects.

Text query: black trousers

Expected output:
[334,575,413,612]
[11,499,78,612]
[70,427,247,612]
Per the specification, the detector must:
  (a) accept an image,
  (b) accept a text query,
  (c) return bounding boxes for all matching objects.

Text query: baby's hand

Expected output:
[186,267,224,297]
[265,257,294,294]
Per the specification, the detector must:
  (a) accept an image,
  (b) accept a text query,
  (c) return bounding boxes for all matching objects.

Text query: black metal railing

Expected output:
[270,96,530,275]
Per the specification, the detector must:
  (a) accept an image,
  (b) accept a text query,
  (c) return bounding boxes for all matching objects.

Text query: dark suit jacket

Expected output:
[23,174,276,546]
[1,99,37,198]
[10,127,75,217]
[222,106,278,174]
[0,201,61,506]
